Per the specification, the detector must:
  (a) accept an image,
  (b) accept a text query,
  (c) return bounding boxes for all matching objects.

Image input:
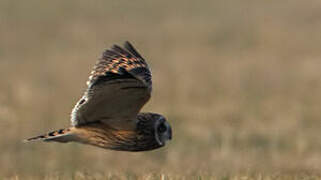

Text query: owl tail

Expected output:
[24,127,76,143]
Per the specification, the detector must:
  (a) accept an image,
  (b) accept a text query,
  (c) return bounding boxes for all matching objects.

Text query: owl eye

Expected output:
[157,123,167,133]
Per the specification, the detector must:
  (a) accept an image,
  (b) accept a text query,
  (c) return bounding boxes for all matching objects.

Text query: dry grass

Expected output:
[1,0,321,179]
[3,172,321,180]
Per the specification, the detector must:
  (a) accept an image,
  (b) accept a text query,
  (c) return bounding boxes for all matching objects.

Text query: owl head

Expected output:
[128,112,172,151]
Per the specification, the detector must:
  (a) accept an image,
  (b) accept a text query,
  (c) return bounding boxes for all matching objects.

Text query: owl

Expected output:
[25,41,172,152]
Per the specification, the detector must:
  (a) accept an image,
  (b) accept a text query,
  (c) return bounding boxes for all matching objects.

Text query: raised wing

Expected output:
[71,41,152,130]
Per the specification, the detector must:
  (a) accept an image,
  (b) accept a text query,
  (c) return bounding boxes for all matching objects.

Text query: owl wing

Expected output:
[71,41,152,130]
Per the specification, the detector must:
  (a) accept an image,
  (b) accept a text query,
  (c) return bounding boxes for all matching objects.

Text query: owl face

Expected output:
[154,115,172,146]
[133,113,172,151]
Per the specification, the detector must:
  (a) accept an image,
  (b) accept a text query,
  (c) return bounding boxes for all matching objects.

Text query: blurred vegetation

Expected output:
[0,0,321,178]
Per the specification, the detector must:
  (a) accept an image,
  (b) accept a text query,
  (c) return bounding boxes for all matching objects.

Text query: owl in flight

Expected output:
[25,41,172,151]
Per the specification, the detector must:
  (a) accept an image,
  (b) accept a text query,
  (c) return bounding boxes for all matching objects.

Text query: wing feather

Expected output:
[71,41,152,129]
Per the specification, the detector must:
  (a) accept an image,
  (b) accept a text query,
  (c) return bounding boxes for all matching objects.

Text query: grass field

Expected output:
[4,172,321,180]
[1,0,321,179]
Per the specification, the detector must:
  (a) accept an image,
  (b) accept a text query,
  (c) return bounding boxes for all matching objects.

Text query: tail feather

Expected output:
[24,128,74,143]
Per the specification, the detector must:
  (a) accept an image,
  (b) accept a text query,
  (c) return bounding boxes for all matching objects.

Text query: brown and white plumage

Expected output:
[25,41,172,152]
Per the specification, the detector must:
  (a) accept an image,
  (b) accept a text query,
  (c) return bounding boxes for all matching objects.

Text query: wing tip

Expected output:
[89,41,152,87]
[123,41,143,59]
[102,41,143,60]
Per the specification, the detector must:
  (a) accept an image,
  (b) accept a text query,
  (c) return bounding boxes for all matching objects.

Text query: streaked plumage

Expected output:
[25,41,172,152]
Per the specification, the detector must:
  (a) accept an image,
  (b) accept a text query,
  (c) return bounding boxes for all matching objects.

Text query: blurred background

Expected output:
[1,0,321,179]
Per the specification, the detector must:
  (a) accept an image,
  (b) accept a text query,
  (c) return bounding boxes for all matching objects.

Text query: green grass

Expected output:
[0,0,321,178]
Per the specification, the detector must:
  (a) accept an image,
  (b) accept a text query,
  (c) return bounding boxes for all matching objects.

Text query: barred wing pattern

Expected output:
[71,42,152,130]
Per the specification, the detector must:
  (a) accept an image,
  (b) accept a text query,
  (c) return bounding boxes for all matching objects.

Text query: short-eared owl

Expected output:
[25,41,172,152]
